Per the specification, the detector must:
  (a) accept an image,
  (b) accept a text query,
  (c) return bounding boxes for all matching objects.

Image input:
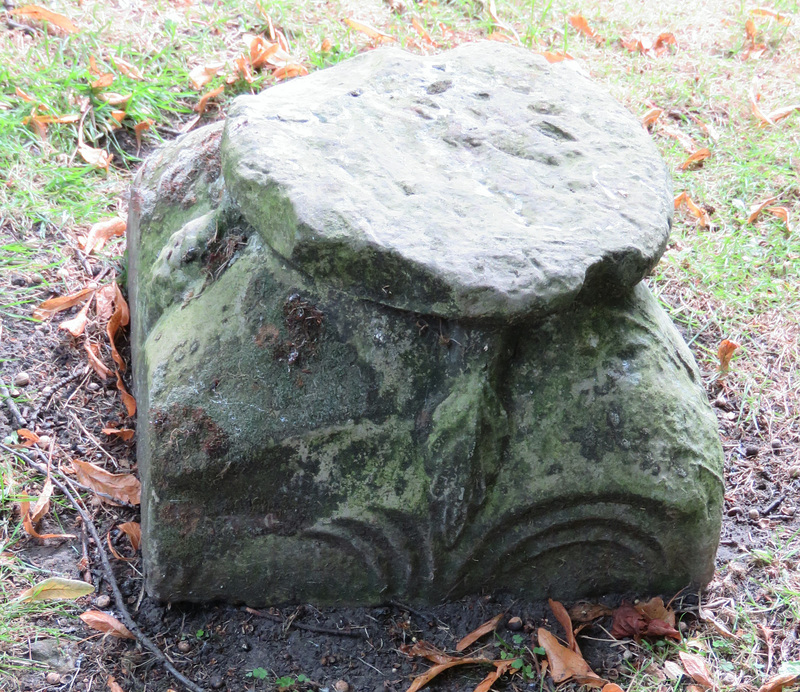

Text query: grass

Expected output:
[0,0,798,690]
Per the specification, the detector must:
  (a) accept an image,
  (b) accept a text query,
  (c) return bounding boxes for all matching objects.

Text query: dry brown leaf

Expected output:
[248,37,280,68]
[85,341,112,379]
[642,108,663,126]
[764,104,800,124]
[107,676,125,692]
[534,50,574,63]
[80,610,135,639]
[456,613,503,652]
[118,522,141,551]
[635,597,676,628]
[698,608,739,640]
[109,110,125,124]
[188,62,225,90]
[765,206,792,232]
[17,428,40,447]
[474,660,513,692]
[72,459,141,505]
[12,4,77,33]
[679,148,711,170]
[33,287,95,320]
[112,57,143,80]
[58,297,93,337]
[95,284,116,321]
[747,196,779,223]
[344,17,396,43]
[406,658,494,692]
[549,599,579,653]
[134,119,153,154]
[91,73,115,89]
[746,18,758,41]
[717,339,740,372]
[411,17,438,46]
[115,371,137,418]
[568,14,602,43]
[22,113,79,126]
[659,124,698,153]
[750,85,775,125]
[102,427,135,441]
[679,652,714,689]
[15,86,35,102]
[107,283,130,371]
[234,55,255,84]
[106,530,132,561]
[195,86,224,114]
[17,577,93,602]
[272,64,308,80]
[28,477,52,523]
[83,218,126,256]
[758,673,800,692]
[97,93,131,106]
[674,192,711,227]
[568,603,613,623]
[20,489,76,540]
[78,143,112,171]
[538,628,604,686]
[750,7,792,25]
[602,685,625,692]
[407,641,455,664]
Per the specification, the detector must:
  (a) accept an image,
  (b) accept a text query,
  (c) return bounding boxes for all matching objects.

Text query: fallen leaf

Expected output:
[750,85,775,125]
[659,124,699,153]
[17,428,40,447]
[112,57,143,80]
[17,577,94,601]
[602,685,625,692]
[474,660,513,692]
[12,4,77,33]
[759,673,800,692]
[664,661,685,680]
[679,148,711,170]
[248,37,280,69]
[674,192,711,227]
[80,610,135,639]
[534,50,574,63]
[83,218,126,256]
[765,206,792,232]
[97,93,131,106]
[611,603,647,640]
[106,530,132,561]
[344,17,396,43]
[568,14,602,43]
[134,119,153,154]
[78,143,112,171]
[746,18,758,41]
[679,651,714,689]
[20,489,76,540]
[33,287,95,320]
[635,597,676,628]
[188,62,225,90]
[102,427,135,441]
[95,284,116,321]
[642,108,663,126]
[456,613,503,651]
[106,282,130,372]
[747,196,779,223]
[406,657,495,692]
[272,64,308,80]
[764,104,800,124]
[72,459,141,505]
[118,522,141,551]
[195,85,224,114]
[85,341,112,379]
[643,619,681,641]
[538,628,604,686]
[411,17,438,46]
[22,113,80,126]
[717,339,740,372]
[749,7,792,25]
[234,55,255,84]
[28,477,53,524]
[698,607,739,640]
[91,73,115,89]
[407,641,455,664]
[549,599,579,653]
[569,603,613,623]
[15,86,35,102]
[109,110,125,124]
[115,371,137,417]
[58,298,93,337]
[107,676,125,692]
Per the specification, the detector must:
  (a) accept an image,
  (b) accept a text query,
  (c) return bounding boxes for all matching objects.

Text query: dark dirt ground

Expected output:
[1,214,799,692]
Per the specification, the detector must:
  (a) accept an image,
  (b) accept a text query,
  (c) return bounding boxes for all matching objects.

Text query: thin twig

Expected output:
[762,494,786,516]
[0,444,205,692]
[1,376,27,428]
[28,367,87,426]
[245,608,369,638]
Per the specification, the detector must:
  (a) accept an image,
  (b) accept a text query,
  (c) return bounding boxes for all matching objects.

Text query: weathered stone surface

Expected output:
[222,42,672,321]
[128,44,722,606]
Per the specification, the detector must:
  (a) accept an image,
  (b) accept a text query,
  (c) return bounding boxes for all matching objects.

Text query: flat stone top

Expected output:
[222,42,672,321]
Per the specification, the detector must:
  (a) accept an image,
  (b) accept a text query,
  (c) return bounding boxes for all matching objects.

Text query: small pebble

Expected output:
[783,506,796,517]
[713,395,727,408]
[771,439,782,450]
[14,372,31,387]
[721,673,736,686]
[11,274,27,286]
[46,672,60,685]
[95,594,111,608]
[87,382,100,391]
[506,616,523,631]
[209,675,224,690]
[177,640,191,653]
[36,435,52,449]
[622,650,634,660]
[679,621,689,633]
[748,508,760,521]
[725,411,737,420]
[57,267,70,280]
[745,445,759,457]
[9,389,20,398]
[334,680,350,692]
[41,386,53,396]
[30,273,44,285]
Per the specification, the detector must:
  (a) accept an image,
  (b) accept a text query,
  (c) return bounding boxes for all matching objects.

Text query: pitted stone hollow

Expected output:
[222,42,673,321]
